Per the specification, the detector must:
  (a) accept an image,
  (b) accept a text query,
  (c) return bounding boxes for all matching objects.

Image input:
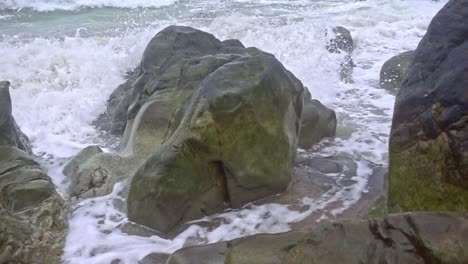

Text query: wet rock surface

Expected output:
[298,89,336,149]
[379,50,414,93]
[0,81,68,264]
[126,26,304,233]
[389,0,468,212]
[165,212,468,264]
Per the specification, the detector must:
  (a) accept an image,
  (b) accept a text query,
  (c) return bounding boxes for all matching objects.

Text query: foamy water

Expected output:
[0,0,447,263]
[0,0,177,12]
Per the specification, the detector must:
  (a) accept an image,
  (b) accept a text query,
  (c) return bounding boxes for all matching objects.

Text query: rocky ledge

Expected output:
[0,81,68,264]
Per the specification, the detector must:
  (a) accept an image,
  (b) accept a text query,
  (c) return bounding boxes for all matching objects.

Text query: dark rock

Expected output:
[326,26,353,54]
[221,39,245,48]
[389,0,468,212]
[326,26,355,83]
[298,89,336,149]
[95,68,141,135]
[165,212,468,264]
[126,26,304,233]
[0,81,31,154]
[379,50,415,93]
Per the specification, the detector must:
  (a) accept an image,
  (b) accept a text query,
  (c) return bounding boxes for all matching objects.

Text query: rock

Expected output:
[166,242,228,264]
[379,51,415,93]
[63,145,103,176]
[326,26,355,83]
[140,253,170,264]
[0,103,68,263]
[339,55,354,84]
[124,26,304,233]
[170,152,387,240]
[298,89,336,149]
[0,81,31,153]
[221,39,245,48]
[67,27,267,200]
[165,212,468,264]
[94,68,141,135]
[287,212,468,264]
[119,222,164,238]
[63,145,132,198]
[326,26,353,54]
[389,0,468,212]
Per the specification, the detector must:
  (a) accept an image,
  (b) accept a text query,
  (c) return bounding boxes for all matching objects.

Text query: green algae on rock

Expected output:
[126,27,304,232]
[389,0,468,212]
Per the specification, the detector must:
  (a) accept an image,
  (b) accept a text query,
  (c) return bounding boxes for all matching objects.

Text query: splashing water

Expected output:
[0,0,447,263]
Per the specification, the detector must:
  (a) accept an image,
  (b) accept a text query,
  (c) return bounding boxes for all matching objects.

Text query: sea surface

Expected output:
[0,0,447,263]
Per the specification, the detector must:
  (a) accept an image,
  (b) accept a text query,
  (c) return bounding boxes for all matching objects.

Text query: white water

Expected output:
[0,0,177,12]
[0,0,447,263]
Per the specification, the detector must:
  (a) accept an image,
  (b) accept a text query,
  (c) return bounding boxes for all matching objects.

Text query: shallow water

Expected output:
[0,0,447,263]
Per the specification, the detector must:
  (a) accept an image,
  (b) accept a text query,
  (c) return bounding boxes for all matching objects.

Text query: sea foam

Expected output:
[0,0,177,12]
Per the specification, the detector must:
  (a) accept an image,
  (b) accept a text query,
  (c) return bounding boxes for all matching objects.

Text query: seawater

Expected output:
[0,0,447,263]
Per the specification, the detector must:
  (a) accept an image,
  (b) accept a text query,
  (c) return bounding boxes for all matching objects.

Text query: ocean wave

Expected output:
[0,0,177,12]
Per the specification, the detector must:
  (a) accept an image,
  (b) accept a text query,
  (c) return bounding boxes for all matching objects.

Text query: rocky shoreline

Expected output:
[1,0,467,263]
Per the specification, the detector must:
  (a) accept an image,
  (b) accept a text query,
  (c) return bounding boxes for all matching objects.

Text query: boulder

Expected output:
[70,26,339,234]
[326,26,353,54]
[63,145,130,198]
[0,83,68,263]
[66,27,265,200]
[326,26,355,83]
[298,89,336,149]
[389,0,468,212]
[165,212,468,264]
[0,81,31,153]
[379,50,415,93]
[126,26,304,233]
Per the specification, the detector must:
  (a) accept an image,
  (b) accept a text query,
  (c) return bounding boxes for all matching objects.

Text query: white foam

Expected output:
[0,0,177,12]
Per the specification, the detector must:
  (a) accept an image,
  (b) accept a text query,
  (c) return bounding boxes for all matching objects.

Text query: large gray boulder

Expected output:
[379,50,415,93]
[65,27,261,199]
[126,26,304,233]
[165,212,468,264]
[0,82,68,264]
[389,0,468,212]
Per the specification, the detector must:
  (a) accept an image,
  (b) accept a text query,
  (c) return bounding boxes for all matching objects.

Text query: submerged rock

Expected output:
[0,82,68,264]
[379,50,415,93]
[326,26,354,83]
[326,26,353,54]
[165,212,468,264]
[0,81,31,153]
[389,0,468,212]
[298,89,336,149]
[126,26,304,233]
